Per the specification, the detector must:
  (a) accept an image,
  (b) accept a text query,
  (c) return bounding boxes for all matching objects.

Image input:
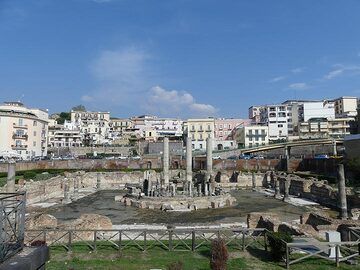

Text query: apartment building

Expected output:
[330,96,358,118]
[0,102,48,160]
[260,104,289,141]
[299,117,354,139]
[184,118,215,150]
[71,110,110,145]
[248,106,263,123]
[48,119,82,148]
[214,118,252,141]
[235,125,269,148]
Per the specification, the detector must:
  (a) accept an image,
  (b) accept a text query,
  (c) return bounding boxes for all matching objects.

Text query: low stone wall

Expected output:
[11,170,268,205]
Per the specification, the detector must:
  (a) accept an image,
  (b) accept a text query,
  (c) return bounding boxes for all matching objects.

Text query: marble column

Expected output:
[252,172,256,189]
[283,179,290,202]
[337,164,348,220]
[206,137,213,182]
[274,175,281,199]
[186,137,193,186]
[163,137,170,186]
[6,161,16,193]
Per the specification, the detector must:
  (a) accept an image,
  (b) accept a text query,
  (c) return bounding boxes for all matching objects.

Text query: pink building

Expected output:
[214,118,252,140]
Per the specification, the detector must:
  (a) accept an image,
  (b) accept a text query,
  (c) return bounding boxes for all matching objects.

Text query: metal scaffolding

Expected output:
[0,192,26,263]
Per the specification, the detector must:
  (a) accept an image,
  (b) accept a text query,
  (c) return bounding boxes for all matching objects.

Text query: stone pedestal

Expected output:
[283,179,290,202]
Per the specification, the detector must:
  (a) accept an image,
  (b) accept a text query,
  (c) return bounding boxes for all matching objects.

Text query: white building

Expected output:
[48,120,82,148]
[0,102,48,160]
[71,110,110,145]
[330,96,358,118]
[302,101,335,122]
[260,105,288,141]
[235,125,269,148]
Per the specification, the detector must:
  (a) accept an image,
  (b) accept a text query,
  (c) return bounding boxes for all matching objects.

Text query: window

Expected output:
[200,143,203,149]
[200,134,203,140]
[191,125,195,131]
[18,119,23,126]
[199,125,203,131]
[33,131,37,136]
[207,125,211,131]
[33,121,37,126]
[278,124,283,127]
[255,130,259,135]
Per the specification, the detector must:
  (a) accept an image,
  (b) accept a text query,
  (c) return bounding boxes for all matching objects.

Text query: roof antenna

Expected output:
[18,94,24,103]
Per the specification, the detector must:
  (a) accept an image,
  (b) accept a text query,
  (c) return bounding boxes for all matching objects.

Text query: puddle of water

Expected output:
[44,190,309,226]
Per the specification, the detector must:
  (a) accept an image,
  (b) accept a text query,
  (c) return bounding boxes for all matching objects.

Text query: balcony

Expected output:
[12,133,28,140]
[12,123,28,129]
[11,144,27,150]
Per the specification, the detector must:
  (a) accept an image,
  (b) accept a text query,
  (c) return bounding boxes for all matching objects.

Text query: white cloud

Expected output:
[82,47,217,117]
[323,64,360,80]
[288,82,309,90]
[291,67,305,74]
[147,86,217,117]
[269,76,286,83]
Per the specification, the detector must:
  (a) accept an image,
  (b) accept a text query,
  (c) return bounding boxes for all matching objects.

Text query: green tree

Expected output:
[72,105,86,111]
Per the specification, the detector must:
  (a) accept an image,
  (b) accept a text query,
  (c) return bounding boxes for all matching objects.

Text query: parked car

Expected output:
[239,154,251,160]
[227,155,238,160]
[131,156,141,160]
[212,155,221,160]
[314,154,329,159]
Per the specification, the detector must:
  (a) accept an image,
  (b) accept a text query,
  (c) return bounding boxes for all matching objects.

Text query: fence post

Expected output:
[191,230,195,252]
[94,231,97,251]
[144,231,147,251]
[118,231,122,251]
[68,231,72,252]
[242,231,245,251]
[169,230,173,251]
[264,232,267,251]
[335,245,339,267]
[286,243,289,270]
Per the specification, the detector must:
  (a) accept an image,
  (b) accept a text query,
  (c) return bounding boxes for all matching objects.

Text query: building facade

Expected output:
[235,125,269,148]
[70,110,110,145]
[214,118,252,141]
[48,119,82,148]
[0,102,48,160]
[331,96,358,118]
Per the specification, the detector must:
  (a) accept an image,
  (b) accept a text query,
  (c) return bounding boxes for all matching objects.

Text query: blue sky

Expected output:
[1,0,360,118]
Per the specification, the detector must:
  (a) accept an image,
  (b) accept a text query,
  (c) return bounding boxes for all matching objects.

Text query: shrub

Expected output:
[30,240,46,246]
[167,261,183,270]
[210,238,228,270]
[23,171,37,180]
[266,231,293,262]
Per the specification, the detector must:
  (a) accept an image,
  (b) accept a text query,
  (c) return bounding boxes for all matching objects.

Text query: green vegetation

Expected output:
[56,112,71,124]
[346,158,360,186]
[266,231,292,262]
[45,245,359,270]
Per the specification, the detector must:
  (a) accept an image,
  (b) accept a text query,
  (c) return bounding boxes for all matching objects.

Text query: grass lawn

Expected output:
[46,245,360,270]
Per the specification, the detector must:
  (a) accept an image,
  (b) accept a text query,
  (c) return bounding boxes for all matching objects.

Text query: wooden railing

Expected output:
[25,227,267,252]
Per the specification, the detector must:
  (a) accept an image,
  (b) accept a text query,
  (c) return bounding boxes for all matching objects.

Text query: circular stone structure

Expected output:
[116,137,237,212]
[118,193,237,211]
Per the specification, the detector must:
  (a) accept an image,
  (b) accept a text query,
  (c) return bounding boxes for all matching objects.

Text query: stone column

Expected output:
[252,172,256,189]
[6,162,16,193]
[63,180,71,204]
[96,173,101,190]
[188,182,193,197]
[283,179,290,202]
[274,175,281,199]
[186,137,193,185]
[333,140,337,156]
[204,182,209,196]
[337,164,348,220]
[163,137,170,186]
[285,146,291,173]
[206,137,213,181]
[197,184,201,196]
[73,177,79,199]
[266,171,271,188]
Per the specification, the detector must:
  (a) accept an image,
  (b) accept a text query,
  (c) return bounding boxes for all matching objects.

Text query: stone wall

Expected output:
[48,146,132,157]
